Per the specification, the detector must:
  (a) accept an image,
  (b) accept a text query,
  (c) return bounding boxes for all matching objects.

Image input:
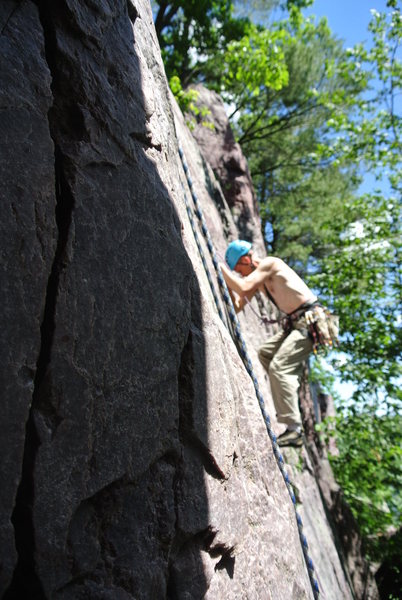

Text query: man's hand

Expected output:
[219,262,245,296]
[234,297,246,313]
[226,282,244,313]
[219,263,246,312]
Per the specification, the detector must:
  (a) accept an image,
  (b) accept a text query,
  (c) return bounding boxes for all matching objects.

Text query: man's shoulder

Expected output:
[259,256,283,271]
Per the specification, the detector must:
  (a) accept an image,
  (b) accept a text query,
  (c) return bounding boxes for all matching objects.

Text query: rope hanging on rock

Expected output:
[178,145,320,600]
[181,185,226,324]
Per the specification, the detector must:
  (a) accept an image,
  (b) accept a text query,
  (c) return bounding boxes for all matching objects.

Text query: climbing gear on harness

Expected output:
[281,300,319,333]
[289,300,319,318]
[304,305,339,354]
[266,299,339,357]
[178,145,320,600]
[259,294,320,334]
[225,239,252,270]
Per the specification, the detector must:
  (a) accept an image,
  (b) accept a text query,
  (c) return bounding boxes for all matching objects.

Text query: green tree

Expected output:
[152,0,314,82]
[152,0,250,82]
[315,405,402,561]
[216,13,365,269]
[308,5,401,402]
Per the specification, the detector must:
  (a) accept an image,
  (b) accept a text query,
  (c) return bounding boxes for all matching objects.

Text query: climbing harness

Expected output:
[178,146,320,599]
[262,288,339,356]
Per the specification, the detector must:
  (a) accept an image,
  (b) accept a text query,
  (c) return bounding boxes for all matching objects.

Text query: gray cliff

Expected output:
[0,1,377,598]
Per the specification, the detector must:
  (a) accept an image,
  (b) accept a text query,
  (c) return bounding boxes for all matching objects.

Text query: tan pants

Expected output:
[258,324,313,427]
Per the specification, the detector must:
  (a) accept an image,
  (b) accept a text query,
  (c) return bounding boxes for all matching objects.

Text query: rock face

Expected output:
[0,1,377,599]
[0,1,57,593]
[191,84,265,254]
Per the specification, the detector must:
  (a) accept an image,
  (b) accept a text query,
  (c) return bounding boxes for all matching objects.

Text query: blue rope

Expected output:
[178,145,320,599]
[182,186,226,324]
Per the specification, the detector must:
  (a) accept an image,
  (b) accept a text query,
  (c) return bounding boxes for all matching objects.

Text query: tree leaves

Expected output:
[222,26,289,98]
[321,411,402,560]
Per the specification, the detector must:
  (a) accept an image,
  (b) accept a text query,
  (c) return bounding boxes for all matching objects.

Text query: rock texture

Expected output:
[191,84,265,254]
[0,1,57,593]
[0,1,378,599]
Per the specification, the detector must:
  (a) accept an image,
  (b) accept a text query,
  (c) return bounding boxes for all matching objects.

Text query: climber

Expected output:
[220,240,318,448]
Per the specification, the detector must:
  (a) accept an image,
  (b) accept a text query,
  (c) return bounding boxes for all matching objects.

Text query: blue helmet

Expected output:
[225,240,252,270]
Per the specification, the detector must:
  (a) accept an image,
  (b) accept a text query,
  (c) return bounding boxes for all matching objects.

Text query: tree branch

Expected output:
[154,2,180,37]
[238,99,323,145]
[154,1,168,36]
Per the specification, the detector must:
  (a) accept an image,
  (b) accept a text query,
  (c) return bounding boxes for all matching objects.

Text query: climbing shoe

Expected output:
[277,429,303,448]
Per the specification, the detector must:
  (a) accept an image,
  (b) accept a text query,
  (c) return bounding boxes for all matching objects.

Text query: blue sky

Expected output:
[305,0,401,196]
[304,0,393,47]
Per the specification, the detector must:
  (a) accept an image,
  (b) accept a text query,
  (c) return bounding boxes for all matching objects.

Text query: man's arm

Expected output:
[219,263,248,296]
[220,258,277,297]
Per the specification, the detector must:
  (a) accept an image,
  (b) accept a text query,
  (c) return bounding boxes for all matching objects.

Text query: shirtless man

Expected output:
[220,240,318,447]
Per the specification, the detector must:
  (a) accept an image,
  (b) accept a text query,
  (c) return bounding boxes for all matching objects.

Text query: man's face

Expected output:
[234,253,255,277]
